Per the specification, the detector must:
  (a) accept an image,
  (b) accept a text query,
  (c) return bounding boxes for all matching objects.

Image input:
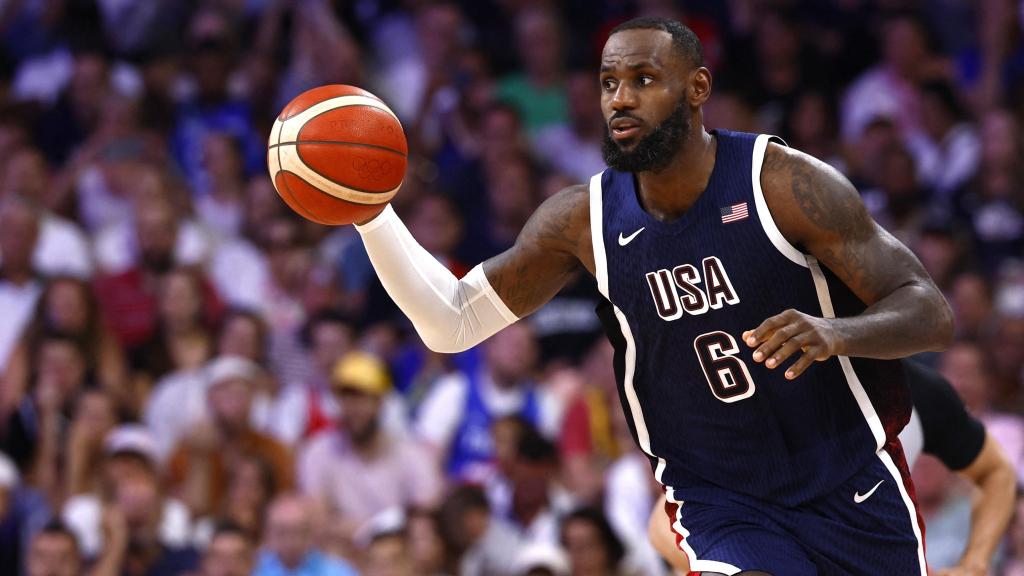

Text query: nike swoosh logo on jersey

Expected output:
[618,227,645,246]
[853,479,884,504]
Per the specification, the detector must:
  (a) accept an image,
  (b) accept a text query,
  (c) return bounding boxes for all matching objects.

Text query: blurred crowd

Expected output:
[0,0,1021,575]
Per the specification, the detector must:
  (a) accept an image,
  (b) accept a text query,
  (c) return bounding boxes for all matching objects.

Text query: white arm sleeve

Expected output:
[355,204,519,352]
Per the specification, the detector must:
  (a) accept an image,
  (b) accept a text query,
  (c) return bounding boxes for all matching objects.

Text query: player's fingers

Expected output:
[784,349,819,380]
[745,312,793,346]
[765,334,807,369]
[752,325,797,362]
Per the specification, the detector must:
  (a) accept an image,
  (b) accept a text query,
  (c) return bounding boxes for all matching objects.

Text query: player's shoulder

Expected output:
[759,142,865,242]
[524,182,592,249]
[761,142,847,193]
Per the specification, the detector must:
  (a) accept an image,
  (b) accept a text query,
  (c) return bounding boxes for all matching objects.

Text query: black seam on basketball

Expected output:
[270,140,407,157]
[298,104,406,152]
[279,170,385,207]
[292,146,403,195]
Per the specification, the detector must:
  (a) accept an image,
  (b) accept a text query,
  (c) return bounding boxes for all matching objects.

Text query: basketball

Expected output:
[267,85,407,225]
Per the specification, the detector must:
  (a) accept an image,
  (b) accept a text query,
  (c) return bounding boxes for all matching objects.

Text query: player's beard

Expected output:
[602,98,691,173]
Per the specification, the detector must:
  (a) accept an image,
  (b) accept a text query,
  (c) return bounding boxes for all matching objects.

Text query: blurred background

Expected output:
[0,0,1021,575]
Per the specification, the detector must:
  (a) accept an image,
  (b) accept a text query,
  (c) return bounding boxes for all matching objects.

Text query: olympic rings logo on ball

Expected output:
[351,158,392,181]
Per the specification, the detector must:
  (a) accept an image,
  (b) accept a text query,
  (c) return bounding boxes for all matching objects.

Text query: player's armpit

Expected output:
[484,184,593,317]
[755,143,953,360]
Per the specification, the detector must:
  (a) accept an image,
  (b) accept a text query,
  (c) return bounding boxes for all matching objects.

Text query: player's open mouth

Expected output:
[610,118,642,140]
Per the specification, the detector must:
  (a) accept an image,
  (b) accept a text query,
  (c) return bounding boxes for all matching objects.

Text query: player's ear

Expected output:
[689,67,712,106]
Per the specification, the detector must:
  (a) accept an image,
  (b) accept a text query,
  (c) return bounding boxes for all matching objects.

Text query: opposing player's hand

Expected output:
[743,309,839,380]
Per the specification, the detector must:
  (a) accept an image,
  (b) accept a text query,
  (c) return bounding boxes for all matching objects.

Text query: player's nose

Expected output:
[610,82,637,111]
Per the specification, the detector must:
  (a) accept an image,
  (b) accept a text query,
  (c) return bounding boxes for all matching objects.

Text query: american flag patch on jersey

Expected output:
[720,202,749,223]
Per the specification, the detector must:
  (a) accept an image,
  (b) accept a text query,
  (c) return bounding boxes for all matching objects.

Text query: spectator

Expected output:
[560,507,634,576]
[171,7,263,191]
[63,424,192,560]
[942,342,1024,485]
[19,332,93,504]
[860,143,928,248]
[416,322,559,483]
[532,69,606,183]
[195,132,247,235]
[198,521,256,576]
[497,427,574,545]
[299,352,442,534]
[362,524,416,576]
[437,485,521,576]
[910,80,980,204]
[1,451,52,573]
[3,147,93,278]
[32,276,126,397]
[254,493,358,576]
[0,195,43,374]
[25,520,81,576]
[168,355,293,517]
[264,310,355,445]
[93,189,213,348]
[91,469,200,576]
[406,508,449,576]
[496,7,568,135]
[130,267,216,402]
[511,541,570,576]
[841,12,941,142]
[62,389,118,497]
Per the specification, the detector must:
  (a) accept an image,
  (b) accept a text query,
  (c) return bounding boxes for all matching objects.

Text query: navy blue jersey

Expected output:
[591,130,909,507]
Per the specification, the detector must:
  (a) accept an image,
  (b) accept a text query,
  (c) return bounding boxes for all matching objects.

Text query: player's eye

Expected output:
[639,75,655,86]
[602,78,617,91]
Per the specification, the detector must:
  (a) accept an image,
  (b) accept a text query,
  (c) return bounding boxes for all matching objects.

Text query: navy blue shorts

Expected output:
[666,443,927,575]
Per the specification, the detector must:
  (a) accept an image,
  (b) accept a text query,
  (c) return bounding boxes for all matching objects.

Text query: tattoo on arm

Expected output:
[761,143,954,355]
[484,185,592,317]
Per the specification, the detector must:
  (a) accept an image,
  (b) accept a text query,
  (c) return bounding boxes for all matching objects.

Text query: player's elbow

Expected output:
[932,297,955,351]
[418,331,473,354]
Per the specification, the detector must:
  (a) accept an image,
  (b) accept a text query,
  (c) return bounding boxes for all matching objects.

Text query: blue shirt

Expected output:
[253,551,359,576]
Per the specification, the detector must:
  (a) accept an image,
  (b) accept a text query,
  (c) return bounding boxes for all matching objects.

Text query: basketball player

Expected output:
[354,17,954,574]
[648,359,1016,575]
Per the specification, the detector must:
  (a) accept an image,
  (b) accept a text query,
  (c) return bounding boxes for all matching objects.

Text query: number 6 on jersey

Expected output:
[694,331,756,403]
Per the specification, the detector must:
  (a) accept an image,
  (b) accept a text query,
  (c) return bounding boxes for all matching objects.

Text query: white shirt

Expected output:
[63,493,192,558]
[35,215,93,278]
[93,218,213,274]
[208,238,271,311]
[0,279,41,371]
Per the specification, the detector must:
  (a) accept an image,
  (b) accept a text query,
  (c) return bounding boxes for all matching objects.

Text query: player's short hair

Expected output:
[609,16,704,68]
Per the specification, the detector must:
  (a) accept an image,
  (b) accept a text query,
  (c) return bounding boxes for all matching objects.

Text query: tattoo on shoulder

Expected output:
[763,144,887,299]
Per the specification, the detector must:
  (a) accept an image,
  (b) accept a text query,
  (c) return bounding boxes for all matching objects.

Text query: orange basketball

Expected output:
[267,85,407,225]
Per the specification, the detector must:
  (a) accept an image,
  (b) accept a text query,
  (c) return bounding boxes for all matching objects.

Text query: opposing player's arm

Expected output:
[744,143,954,378]
[484,184,593,317]
[942,433,1017,575]
[356,185,590,353]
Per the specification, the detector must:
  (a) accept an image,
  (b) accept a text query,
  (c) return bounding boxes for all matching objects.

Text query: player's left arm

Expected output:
[743,143,954,379]
[941,433,1017,576]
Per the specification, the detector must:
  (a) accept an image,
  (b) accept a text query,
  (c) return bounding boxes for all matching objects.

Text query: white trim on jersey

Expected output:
[806,256,927,576]
[751,134,808,268]
[667,491,742,575]
[589,171,659,464]
[589,172,610,299]
[807,256,885,448]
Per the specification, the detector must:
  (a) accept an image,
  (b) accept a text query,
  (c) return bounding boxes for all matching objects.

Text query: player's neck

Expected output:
[634,127,717,222]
